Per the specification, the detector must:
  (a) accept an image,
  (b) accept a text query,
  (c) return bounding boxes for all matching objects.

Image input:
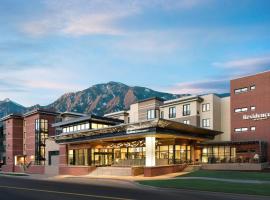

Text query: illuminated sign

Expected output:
[243,113,270,121]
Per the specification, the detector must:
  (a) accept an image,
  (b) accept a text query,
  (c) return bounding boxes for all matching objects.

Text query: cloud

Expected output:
[21,0,137,36]
[0,67,85,106]
[161,79,230,95]
[213,56,270,72]
[20,0,210,37]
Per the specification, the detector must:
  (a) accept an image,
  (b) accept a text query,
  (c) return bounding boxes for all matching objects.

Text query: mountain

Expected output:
[46,81,187,116]
[0,82,188,118]
[0,98,27,118]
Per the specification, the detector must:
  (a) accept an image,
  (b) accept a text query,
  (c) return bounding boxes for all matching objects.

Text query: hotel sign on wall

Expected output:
[243,113,270,121]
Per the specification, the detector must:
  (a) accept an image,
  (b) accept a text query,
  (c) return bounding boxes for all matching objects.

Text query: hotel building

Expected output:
[0,70,270,176]
[51,94,231,176]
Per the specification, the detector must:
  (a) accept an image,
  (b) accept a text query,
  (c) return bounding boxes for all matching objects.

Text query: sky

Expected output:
[0,0,270,106]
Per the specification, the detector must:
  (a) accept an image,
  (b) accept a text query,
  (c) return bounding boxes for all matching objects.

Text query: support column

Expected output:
[145,136,156,167]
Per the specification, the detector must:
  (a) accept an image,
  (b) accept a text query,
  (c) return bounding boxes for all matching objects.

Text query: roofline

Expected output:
[23,108,59,118]
[52,115,124,127]
[160,96,203,107]
[104,110,129,117]
[136,97,165,104]
[1,114,23,121]
[60,112,87,117]
[230,70,270,81]
[54,118,222,144]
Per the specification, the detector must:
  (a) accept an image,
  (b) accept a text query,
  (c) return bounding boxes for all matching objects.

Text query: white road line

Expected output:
[0,185,134,200]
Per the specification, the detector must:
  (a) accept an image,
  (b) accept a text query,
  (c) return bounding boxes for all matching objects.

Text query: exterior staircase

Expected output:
[183,165,201,172]
[88,167,134,176]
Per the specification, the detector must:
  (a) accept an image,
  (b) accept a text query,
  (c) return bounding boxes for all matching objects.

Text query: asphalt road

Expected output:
[0,176,269,200]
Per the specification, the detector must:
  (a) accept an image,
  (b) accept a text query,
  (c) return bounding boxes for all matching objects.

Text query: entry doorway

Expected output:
[94,152,113,166]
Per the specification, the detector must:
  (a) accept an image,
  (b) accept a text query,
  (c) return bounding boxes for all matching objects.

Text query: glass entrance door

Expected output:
[94,153,113,166]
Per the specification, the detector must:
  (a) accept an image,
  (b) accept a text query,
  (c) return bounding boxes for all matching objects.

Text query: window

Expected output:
[147,109,156,119]
[202,103,210,112]
[250,85,256,90]
[169,107,176,118]
[160,111,164,119]
[183,104,191,116]
[183,120,190,125]
[235,127,248,133]
[202,119,210,128]
[251,126,256,131]
[251,106,256,111]
[234,107,248,113]
[234,87,248,94]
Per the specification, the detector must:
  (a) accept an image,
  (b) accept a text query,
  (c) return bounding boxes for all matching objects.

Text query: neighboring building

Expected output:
[231,71,270,162]
[1,109,58,173]
[0,122,6,167]
[107,94,231,142]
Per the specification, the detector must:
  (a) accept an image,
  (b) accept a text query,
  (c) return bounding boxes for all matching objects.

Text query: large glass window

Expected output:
[68,149,88,166]
[202,146,236,163]
[35,119,48,165]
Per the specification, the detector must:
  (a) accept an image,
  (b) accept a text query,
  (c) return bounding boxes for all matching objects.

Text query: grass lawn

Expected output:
[181,170,270,181]
[138,179,270,196]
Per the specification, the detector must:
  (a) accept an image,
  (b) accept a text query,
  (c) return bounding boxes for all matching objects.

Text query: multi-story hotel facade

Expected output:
[1,109,58,173]
[0,70,270,176]
[231,71,270,162]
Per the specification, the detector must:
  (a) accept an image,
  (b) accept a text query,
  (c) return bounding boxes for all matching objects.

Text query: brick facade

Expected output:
[231,71,270,161]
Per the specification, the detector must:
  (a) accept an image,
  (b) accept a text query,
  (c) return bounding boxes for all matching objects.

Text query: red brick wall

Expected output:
[144,164,187,177]
[59,166,96,176]
[59,144,67,166]
[3,118,23,172]
[24,113,56,163]
[231,71,270,161]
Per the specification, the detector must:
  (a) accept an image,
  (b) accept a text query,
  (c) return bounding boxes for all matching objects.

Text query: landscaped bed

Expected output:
[138,179,270,196]
[181,170,270,181]
[138,170,270,196]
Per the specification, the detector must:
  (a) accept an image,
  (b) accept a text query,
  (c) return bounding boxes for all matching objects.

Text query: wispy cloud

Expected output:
[0,67,85,106]
[160,79,230,95]
[20,0,210,37]
[213,55,270,72]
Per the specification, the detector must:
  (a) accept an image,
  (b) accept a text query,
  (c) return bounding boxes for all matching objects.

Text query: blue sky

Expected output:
[1,0,270,106]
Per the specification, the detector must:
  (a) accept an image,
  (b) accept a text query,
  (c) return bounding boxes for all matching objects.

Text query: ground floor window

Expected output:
[67,143,192,166]
[68,149,89,165]
[202,146,236,163]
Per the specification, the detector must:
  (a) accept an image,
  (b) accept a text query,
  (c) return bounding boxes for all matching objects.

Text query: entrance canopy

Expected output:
[55,119,222,144]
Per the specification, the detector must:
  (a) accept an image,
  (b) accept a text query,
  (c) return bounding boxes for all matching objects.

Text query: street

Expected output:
[0,176,269,200]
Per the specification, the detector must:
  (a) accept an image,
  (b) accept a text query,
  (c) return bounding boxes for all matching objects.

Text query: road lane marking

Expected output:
[0,185,134,200]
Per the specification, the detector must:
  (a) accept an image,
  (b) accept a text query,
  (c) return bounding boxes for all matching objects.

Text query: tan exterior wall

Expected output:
[45,138,59,166]
[129,103,139,123]
[220,97,231,141]
[138,99,163,121]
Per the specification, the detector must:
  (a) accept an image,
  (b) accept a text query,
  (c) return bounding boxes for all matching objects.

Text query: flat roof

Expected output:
[60,112,87,117]
[231,70,270,81]
[202,140,267,145]
[137,97,165,104]
[1,113,23,121]
[160,95,203,107]
[52,114,124,127]
[104,110,129,117]
[23,108,59,117]
[55,118,222,144]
